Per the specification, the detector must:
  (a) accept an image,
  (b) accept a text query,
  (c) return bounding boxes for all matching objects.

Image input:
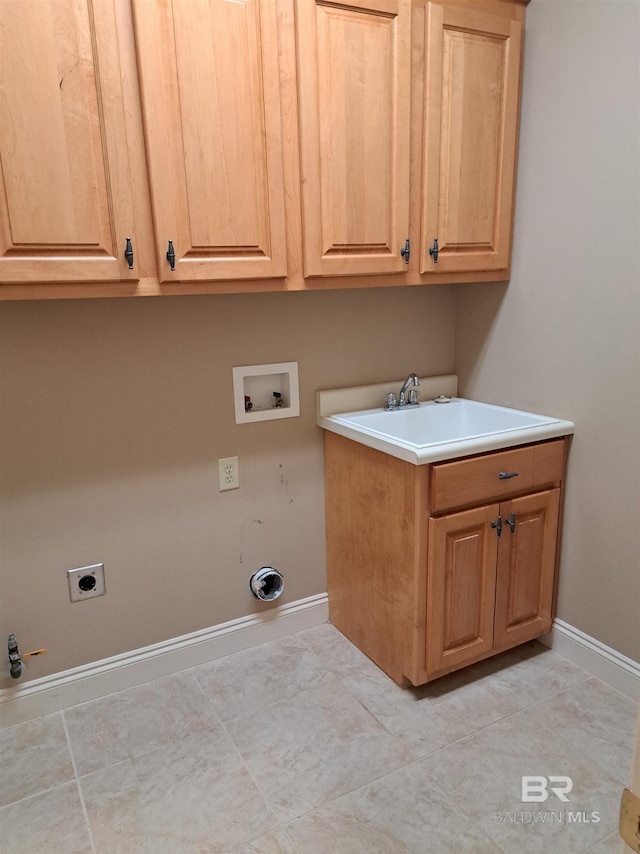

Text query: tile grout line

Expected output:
[529,714,633,789]
[61,710,97,854]
[66,670,226,782]
[219,715,296,849]
[194,632,428,847]
[418,710,626,853]
[190,667,302,852]
[245,643,436,824]
[189,633,424,844]
[0,779,79,812]
[415,772,510,854]
[506,676,636,787]
[588,673,640,706]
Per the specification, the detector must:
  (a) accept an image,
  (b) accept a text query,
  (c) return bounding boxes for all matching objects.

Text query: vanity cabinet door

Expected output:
[427,489,560,676]
[296,0,411,277]
[132,0,287,283]
[420,3,523,274]
[0,0,137,285]
[427,504,499,674]
[493,489,560,649]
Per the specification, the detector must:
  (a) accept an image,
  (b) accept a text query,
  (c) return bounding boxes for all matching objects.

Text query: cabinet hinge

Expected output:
[400,238,410,264]
[491,515,502,539]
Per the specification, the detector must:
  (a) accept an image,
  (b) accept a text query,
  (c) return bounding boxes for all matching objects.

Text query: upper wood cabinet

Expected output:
[0,0,528,297]
[295,0,412,277]
[419,3,523,274]
[0,0,138,285]
[131,0,287,283]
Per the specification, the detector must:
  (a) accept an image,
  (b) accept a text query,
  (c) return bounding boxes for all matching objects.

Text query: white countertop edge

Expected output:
[318,415,575,466]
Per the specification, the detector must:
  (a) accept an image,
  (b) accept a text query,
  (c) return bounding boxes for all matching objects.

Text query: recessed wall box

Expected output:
[233,362,300,424]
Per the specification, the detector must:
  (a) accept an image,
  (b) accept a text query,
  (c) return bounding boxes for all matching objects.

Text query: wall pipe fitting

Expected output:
[249,567,284,602]
[8,633,22,679]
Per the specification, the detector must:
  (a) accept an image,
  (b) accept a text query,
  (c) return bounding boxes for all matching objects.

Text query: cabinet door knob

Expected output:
[505,512,516,534]
[124,237,134,270]
[499,471,519,480]
[491,516,502,538]
[428,238,439,263]
[166,240,176,271]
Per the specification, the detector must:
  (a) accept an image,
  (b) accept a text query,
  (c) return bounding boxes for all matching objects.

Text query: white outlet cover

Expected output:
[218,456,239,491]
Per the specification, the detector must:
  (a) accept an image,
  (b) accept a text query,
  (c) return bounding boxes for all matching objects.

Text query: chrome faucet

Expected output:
[384,373,420,410]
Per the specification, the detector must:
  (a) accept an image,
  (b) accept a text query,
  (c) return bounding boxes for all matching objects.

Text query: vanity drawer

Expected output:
[430,440,565,513]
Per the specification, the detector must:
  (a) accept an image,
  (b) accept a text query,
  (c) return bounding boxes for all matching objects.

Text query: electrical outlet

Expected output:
[218,456,239,491]
[67,563,106,603]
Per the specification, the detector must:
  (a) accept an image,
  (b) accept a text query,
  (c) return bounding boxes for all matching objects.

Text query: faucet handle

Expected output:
[384,392,396,410]
[408,388,419,405]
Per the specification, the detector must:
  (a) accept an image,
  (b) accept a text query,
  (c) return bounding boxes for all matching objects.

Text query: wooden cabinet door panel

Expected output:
[132,0,286,283]
[420,4,522,273]
[0,0,137,285]
[494,489,560,649]
[427,504,498,673]
[296,0,411,276]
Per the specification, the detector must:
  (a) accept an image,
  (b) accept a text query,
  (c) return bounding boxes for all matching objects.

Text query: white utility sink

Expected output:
[318,385,574,465]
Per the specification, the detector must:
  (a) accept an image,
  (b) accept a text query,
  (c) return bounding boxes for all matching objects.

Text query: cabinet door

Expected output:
[427,504,499,674]
[494,489,560,649]
[0,0,137,285]
[296,0,411,276]
[420,3,523,273]
[132,0,287,283]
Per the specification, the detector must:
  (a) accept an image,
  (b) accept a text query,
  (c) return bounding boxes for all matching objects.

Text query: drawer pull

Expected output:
[498,471,519,480]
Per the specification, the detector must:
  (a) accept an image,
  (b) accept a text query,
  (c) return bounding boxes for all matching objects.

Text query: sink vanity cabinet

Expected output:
[324,431,569,687]
[426,441,563,677]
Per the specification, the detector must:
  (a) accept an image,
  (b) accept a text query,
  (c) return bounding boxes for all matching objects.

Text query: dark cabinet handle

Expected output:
[429,238,439,263]
[124,237,134,270]
[400,238,410,264]
[491,516,502,539]
[166,240,176,271]
[505,512,516,534]
[499,471,519,480]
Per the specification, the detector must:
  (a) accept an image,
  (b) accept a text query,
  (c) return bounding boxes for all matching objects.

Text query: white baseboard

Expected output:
[2,604,637,729]
[541,618,640,702]
[0,593,329,728]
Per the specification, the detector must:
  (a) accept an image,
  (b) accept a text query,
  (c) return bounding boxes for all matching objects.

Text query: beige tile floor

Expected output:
[1,624,636,854]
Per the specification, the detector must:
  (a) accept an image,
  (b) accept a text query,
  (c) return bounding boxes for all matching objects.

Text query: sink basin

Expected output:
[320,397,575,464]
[334,399,558,445]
